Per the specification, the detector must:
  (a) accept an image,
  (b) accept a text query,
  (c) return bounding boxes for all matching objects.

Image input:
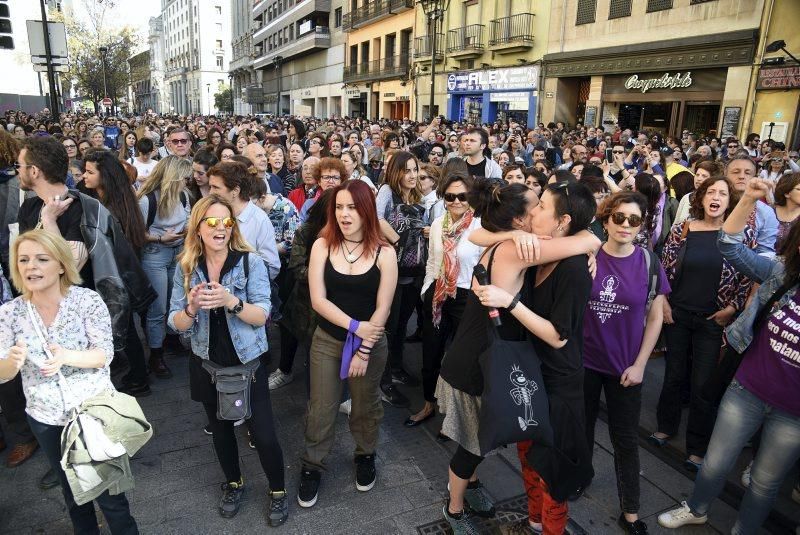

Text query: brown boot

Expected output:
[7,440,38,467]
[148,348,172,378]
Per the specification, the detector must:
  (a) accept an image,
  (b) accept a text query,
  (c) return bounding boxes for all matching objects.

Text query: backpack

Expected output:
[642,246,660,318]
[386,188,428,278]
[145,190,190,230]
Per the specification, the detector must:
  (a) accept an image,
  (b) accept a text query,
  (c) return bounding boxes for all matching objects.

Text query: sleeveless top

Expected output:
[439,244,533,396]
[317,247,382,341]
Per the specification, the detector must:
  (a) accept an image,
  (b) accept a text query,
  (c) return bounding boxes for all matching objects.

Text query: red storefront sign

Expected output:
[757,66,800,90]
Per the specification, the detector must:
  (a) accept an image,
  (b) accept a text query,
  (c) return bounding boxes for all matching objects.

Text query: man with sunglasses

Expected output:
[724,138,741,162]
[745,133,761,159]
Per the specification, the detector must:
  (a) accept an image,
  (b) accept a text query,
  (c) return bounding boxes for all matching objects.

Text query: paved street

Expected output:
[0,324,789,534]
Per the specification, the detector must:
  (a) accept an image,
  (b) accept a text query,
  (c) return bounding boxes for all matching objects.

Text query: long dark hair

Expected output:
[634,172,660,236]
[782,219,800,282]
[469,178,530,232]
[83,148,147,250]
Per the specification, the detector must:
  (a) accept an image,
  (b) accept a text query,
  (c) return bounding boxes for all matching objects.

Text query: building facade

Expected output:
[250,0,346,117]
[147,16,168,114]
[160,0,232,115]
[230,0,255,115]
[128,50,154,113]
[413,0,549,127]
[541,0,765,139]
[745,0,800,148]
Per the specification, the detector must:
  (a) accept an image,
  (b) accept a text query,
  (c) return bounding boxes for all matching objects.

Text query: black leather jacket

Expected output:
[68,190,157,351]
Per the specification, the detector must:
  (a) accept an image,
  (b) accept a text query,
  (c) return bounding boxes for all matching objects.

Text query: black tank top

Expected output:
[439,244,532,395]
[317,247,382,341]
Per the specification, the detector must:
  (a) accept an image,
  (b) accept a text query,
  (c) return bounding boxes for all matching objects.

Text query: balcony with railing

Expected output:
[343,54,410,83]
[254,26,331,69]
[342,0,413,31]
[489,13,534,53]
[446,24,485,58]
[254,0,331,42]
[413,34,444,62]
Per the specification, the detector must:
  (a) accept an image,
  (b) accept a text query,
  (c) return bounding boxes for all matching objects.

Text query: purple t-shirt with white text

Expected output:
[737,289,800,417]
[583,247,670,377]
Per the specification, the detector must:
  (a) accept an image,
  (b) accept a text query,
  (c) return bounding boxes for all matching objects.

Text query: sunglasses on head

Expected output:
[610,212,643,227]
[201,216,235,229]
[444,192,467,203]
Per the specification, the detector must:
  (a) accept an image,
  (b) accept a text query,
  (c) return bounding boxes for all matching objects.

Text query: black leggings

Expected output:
[202,395,285,491]
[450,445,484,480]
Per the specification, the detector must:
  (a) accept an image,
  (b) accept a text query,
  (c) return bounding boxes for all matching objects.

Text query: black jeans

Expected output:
[382,280,421,386]
[584,367,642,514]
[421,286,468,402]
[657,306,723,457]
[27,416,138,534]
[202,393,285,490]
[0,375,33,443]
[123,313,148,383]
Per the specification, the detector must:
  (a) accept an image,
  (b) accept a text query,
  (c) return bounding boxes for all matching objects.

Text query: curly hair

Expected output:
[688,176,739,220]
[0,128,19,167]
[598,191,649,225]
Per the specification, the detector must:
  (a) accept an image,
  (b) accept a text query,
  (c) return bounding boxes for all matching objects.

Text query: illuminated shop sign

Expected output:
[447,66,539,93]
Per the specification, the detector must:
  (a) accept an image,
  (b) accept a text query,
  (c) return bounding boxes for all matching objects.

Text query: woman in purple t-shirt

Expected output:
[583,191,670,534]
[659,178,800,533]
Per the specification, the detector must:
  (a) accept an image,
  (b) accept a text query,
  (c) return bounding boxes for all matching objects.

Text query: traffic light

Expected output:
[0,1,12,50]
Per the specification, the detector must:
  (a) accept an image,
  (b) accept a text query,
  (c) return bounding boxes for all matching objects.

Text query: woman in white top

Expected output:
[405,172,483,427]
[759,151,800,182]
[0,230,138,533]
[136,156,193,378]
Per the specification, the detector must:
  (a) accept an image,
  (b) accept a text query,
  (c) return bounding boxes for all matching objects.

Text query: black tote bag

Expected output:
[477,323,554,456]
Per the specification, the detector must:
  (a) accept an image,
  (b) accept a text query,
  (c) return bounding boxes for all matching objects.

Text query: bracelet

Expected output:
[507,293,522,312]
[357,353,369,362]
[184,306,197,319]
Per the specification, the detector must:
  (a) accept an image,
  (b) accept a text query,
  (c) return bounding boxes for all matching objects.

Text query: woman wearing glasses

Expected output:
[759,151,799,182]
[61,137,79,162]
[582,191,670,534]
[136,156,194,379]
[168,195,288,525]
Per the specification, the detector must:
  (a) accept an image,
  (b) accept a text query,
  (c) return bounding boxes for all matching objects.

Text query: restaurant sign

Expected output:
[624,72,693,93]
[757,66,800,90]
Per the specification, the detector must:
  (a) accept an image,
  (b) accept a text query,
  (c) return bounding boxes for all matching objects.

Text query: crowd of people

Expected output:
[0,107,799,535]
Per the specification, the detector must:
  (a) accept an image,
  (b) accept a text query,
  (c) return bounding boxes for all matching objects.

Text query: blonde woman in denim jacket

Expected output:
[167,195,288,526]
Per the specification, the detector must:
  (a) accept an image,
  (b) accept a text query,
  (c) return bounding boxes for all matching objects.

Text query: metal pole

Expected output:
[428,12,437,122]
[39,0,59,120]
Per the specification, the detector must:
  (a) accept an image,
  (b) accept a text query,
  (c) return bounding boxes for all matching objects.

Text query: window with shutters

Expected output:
[646,0,673,12]
[609,0,632,19]
[576,0,597,25]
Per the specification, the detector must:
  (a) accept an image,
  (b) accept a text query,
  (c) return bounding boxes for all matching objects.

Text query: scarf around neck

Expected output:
[432,209,474,327]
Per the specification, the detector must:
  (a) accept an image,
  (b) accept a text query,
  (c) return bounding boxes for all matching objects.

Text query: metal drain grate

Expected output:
[416,494,587,534]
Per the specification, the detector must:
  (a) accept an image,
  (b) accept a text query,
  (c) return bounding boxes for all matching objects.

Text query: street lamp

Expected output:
[228,72,234,116]
[765,39,800,65]
[99,45,109,114]
[418,0,450,122]
[206,83,211,115]
[273,55,283,116]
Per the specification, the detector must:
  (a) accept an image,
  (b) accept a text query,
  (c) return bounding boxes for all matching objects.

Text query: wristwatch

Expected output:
[227,297,244,315]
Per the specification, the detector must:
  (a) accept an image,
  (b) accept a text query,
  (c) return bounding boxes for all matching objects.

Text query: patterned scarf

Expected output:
[432,209,474,327]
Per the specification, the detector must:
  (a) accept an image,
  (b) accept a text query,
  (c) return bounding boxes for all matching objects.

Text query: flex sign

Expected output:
[447,66,539,93]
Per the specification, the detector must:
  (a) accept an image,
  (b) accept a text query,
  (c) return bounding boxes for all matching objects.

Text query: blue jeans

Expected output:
[688,380,800,534]
[28,416,138,534]
[141,242,180,349]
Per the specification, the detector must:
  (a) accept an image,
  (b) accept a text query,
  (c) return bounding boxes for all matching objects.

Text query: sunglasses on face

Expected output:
[171,138,190,145]
[429,151,443,157]
[444,192,467,203]
[612,149,625,154]
[610,212,643,227]
[728,144,738,149]
[201,216,235,228]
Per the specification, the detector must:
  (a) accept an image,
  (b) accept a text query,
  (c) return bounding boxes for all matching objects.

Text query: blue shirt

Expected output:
[236,201,281,280]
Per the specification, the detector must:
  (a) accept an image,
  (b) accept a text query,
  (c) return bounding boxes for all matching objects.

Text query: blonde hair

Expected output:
[137,155,192,218]
[11,230,82,299]
[178,195,254,294]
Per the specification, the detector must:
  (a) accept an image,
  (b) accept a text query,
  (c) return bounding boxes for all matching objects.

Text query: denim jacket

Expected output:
[718,229,796,354]
[167,252,271,363]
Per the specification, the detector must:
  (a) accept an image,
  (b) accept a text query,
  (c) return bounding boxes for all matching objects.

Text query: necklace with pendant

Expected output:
[342,241,363,263]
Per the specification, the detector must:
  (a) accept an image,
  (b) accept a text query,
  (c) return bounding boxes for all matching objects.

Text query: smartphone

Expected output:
[605,148,613,162]
[206,283,213,291]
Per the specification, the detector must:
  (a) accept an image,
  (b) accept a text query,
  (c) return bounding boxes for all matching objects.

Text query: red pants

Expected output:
[517,440,569,535]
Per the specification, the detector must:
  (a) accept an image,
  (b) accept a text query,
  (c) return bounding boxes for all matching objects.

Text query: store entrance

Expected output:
[618,103,674,135]
[349,94,367,119]
[682,103,720,137]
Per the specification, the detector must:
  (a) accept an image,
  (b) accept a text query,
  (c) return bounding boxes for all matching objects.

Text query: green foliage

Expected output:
[214,87,232,114]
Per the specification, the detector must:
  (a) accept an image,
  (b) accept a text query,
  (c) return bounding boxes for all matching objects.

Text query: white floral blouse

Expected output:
[0,286,115,426]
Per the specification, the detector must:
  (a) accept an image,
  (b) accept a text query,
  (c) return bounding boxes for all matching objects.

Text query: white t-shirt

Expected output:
[131,158,158,183]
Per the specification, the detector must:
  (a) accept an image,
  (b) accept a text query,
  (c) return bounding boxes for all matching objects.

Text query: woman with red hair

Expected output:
[296,180,398,509]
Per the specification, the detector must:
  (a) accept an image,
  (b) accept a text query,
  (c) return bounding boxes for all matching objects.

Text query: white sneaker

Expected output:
[268,369,293,390]
[339,399,351,415]
[658,501,708,529]
[741,461,752,487]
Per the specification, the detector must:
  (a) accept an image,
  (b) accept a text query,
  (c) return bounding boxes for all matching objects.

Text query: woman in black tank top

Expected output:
[437,180,600,533]
[297,181,398,509]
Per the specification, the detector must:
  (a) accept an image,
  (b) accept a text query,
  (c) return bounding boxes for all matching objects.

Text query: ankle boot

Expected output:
[148,347,172,378]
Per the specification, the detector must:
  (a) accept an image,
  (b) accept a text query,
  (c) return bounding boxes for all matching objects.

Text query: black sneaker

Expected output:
[355,454,376,491]
[219,480,245,518]
[618,513,648,534]
[268,490,289,527]
[380,384,410,408]
[391,368,420,386]
[38,468,60,490]
[297,468,321,508]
